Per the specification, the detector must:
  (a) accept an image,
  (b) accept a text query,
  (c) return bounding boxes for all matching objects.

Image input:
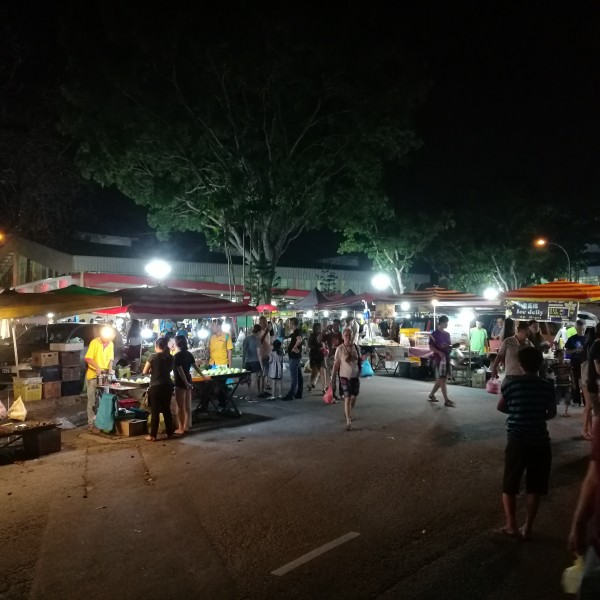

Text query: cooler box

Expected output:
[118,398,139,409]
[22,428,61,458]
[32,351,59,367]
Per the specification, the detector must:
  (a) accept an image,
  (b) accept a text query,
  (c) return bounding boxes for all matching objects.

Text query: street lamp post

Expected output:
[535,239,571,280]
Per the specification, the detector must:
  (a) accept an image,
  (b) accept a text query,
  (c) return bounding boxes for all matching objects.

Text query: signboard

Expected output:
[507,301,577,323]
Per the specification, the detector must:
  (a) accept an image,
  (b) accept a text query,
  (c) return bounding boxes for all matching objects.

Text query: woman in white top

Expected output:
[332,328,361,431]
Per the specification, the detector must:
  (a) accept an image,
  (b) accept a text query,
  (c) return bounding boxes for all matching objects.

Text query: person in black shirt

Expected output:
[566,320,588,406]
[282,317,304,400]
[143,337,176,441]
[584,324,600,439]
[173,335,201,434]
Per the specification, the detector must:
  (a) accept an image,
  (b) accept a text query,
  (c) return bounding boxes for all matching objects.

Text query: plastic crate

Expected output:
[59,351,81,367]
[32,351,59,367]
[61,367,81,382]
[13,375,42,385]
[40,365,61,382]
[61,380,83,397]
[42,381,62,399]
[14,382,43,401]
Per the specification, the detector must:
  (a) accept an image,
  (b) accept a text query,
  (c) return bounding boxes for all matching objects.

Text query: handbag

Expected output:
[321,344,329,357]
[486,377,501,395]
[323,386,334,404]
[360,360,374,378]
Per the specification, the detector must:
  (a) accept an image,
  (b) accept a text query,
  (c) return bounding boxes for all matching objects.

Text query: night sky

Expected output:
[2,2,599,268]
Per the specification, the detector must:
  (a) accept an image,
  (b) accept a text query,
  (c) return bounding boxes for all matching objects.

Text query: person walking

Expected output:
[143,337,176,441]
[496,346,556,539]
[173,335,201,434]
[428,315,454,407]
[332,328,361,431]
[268,339,285,399]
[84,327,115,432]
[282,317,304,401]
[307,322,327,393]
[492,321,533,384]
[242,324,262,399]
[324,319,344,401]
[568,415,600,598]
[566,319,588,406]
[258,316,272,398]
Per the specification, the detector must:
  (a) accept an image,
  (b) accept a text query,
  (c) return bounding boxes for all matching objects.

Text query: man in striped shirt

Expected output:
[496,346,557,539]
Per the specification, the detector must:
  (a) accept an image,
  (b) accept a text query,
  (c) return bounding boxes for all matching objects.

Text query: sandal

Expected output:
[519,526,533,541]
[145,436,156,442]
[428,394,439,402]
[493,526,522,539]
[444,400,456,408]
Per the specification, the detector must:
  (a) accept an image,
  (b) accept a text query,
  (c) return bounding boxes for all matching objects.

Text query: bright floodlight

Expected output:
[483,287,499,300]
[535,238,547,247]
[323,310,330,317]
[405,313,411,319]
[400,301,410,311]
[222,323,231,333]
[197,328,210,340]
[141,328,153,339]
[431,299,439,306]
[306,310,314,318]
[341,310,348,318]
[372,273,391,291]
[145,259,171,280]
[47,313,54,318]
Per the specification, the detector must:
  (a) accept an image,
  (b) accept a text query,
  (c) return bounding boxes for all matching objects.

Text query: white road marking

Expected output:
[271,532,361,576]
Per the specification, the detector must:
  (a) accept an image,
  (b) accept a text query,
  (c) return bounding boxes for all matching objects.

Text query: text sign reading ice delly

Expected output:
[511,301,546,321]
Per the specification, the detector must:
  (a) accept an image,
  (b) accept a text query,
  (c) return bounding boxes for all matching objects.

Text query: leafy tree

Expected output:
[318,270,339,294]
[337,200,447,294]
[60,8,424,301]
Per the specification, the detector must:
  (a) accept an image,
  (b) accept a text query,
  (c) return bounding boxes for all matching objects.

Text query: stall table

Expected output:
[0,420,61,457]
[191,372,248,421]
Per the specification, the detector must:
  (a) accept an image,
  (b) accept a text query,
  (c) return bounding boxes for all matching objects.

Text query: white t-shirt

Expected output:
[335,344,360,379]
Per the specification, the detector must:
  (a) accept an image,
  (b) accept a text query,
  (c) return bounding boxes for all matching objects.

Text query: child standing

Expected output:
[496,346,557,539]
[268,340,284,399]
[551,349,572,417]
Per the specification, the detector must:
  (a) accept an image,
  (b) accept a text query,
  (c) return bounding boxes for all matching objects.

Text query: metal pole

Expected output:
[549,242,571,281]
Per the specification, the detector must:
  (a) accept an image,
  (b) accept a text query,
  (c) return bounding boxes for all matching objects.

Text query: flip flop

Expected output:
[444,400,456,408]
[428,394,439,402]
[493,527,521,539]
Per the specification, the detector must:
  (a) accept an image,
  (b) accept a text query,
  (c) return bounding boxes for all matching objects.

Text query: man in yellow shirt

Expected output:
[208,319,233,367]
[85,327,115,430]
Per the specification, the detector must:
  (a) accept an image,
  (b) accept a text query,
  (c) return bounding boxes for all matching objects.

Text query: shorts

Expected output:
[339,377,360,398]
[433,361,447,379]
[555,385,570,404]
[503,439,551,495]
[309,355,325,369]
[245,361,261,374]
[261,357,269,377]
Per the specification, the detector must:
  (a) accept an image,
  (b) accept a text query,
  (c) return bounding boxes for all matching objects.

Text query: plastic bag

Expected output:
[486,377,501,395]
[0,401,7,421]
[561,556,584,594]
[360,360,374,378]
[323,386,334,405]
[7,397,27,421]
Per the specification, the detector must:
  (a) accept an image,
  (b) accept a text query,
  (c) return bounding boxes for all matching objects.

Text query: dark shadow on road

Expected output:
[190,411,274,434]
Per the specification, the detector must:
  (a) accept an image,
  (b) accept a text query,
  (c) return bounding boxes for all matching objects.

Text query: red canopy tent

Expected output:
[95,286,257,318]
[501,280,600,302]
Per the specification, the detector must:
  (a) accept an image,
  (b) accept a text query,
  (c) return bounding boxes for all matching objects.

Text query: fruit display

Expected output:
[200,367,247,377]
[117,377,151,385]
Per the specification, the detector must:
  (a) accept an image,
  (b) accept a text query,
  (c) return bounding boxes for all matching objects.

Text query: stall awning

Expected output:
[318,292,401,310]
[97,286,257,318]
[0,293,123,319]
[397,287,484,305]
[501,280,600,302]
[292,288,331,310]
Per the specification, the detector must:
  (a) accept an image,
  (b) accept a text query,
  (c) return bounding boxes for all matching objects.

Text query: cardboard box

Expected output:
[32,351,59,367]
[61,366,81,382]
[116,419,147,437]
[59,351,81,367]
[50,343,84,352]
[42,381,62,399]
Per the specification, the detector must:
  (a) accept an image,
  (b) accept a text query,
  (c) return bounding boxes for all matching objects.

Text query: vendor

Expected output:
[84,326,115,432]
[469,320,489,354]
[208,319,233,367]
[491,317,504,340]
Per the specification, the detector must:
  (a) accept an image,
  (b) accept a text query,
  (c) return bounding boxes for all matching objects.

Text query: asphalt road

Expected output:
[0,372,590,599]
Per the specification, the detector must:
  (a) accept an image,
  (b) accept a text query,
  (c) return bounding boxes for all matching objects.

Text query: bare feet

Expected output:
[346,423,352,431]
[493,526,522,539]
[582,431,593,440]
[145,436,156,442]
[174,428,185,435]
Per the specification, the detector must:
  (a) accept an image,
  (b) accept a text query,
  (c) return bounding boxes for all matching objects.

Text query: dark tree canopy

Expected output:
[60,6,425,301]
